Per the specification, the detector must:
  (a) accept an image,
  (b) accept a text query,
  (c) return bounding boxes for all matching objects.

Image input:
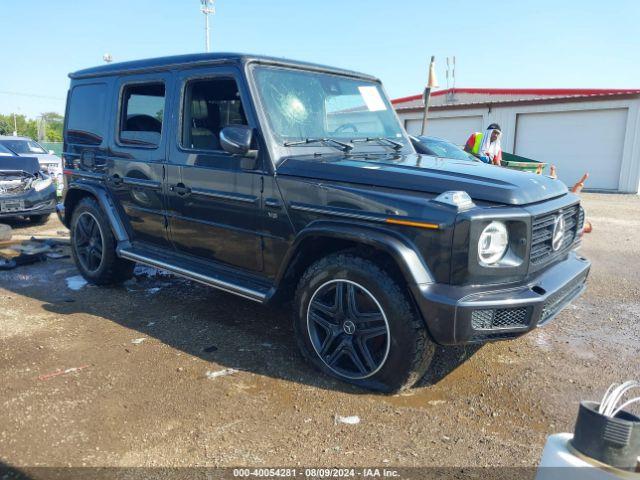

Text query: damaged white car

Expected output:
[0,155,57,224]
[0,136,63,196]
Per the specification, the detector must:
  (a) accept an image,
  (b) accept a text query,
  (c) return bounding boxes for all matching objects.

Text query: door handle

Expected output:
[110,174,123,186]
[170,183,191,196]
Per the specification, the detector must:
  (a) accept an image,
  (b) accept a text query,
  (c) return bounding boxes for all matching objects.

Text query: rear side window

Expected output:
[66,83,107,145]
[119,83,165,147]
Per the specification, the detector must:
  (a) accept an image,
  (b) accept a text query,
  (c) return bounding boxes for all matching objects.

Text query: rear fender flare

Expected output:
[64,182,130,244]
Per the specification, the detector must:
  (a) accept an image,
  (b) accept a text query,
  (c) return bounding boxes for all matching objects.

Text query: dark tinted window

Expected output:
[119,83,165,147]
[181,77,247,151]
[66,83,107,145]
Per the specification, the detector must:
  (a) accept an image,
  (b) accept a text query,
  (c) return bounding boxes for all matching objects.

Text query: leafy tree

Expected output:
[40,111,64,142]
[0,112,64,141]
[0,118,11,135]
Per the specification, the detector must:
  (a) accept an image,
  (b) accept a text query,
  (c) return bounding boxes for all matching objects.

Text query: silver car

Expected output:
[0,136,63,196]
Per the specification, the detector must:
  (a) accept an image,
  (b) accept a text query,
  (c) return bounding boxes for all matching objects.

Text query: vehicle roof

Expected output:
[0,136,32,141]
[413,135,455,144]
[70,52,378,81]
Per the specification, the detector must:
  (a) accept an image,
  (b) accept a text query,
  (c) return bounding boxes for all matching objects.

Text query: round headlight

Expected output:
[478,221,509,265]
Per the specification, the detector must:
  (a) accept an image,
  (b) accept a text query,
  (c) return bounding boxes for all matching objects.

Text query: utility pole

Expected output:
[200,0,215,52]
[13,112,17,136]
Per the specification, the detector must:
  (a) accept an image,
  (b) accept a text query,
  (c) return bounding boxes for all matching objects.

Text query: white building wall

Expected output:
[397,97,640,193]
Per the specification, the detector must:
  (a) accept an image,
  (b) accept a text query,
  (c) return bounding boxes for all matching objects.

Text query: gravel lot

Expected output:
[0,193,638,470]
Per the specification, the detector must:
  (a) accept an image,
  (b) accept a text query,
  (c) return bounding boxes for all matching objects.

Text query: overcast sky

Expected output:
[1,0,638,117]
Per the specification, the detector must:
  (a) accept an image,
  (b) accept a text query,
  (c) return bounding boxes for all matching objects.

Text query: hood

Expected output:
[277,153,568,206]
[0,155,41,175]
[23,152,61,164]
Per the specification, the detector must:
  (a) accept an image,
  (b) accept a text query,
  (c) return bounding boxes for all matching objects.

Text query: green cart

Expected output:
[501,152,547,174]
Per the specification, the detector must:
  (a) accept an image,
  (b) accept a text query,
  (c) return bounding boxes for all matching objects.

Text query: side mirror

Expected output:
[48,150,55,155]
[220,125,256,157]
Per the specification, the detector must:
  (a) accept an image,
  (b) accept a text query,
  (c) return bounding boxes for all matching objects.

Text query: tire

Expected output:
[29,214,51,225]
[293,253,435,393]
[70,197,134,285]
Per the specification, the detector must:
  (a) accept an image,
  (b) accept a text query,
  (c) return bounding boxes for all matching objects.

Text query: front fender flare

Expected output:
[277,221,434,287]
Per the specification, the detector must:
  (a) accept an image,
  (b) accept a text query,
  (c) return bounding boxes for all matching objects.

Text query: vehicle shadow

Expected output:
[1,245,478,396]
[0,460,32,480]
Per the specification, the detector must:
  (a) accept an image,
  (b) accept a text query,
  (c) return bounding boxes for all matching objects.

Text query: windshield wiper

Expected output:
[352,137,404,151]
[283,138,353,153]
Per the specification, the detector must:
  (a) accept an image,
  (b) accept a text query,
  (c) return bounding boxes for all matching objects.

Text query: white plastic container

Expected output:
[537,433,640,480]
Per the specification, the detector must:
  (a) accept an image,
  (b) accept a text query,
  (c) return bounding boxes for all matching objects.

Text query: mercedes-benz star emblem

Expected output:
[552,214,566,251]
[342,320,356,335]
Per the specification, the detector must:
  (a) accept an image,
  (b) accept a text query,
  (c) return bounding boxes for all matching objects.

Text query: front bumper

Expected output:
[0,187,57,219]
[411,250,591,345]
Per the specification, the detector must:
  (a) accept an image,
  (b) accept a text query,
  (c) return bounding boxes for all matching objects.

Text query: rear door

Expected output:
[107,73,173,247]
[165,66,263,272]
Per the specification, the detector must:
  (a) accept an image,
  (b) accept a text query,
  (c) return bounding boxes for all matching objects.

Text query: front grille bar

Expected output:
[529,205,580,271]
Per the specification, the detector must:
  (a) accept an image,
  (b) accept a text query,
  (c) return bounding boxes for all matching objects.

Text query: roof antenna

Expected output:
[446,57,450,91]
[448,56,458,104]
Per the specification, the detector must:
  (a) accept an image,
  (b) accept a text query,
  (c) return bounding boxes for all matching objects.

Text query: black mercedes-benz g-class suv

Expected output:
[59,53,590,392]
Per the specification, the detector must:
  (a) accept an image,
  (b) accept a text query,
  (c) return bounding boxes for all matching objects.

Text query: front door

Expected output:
[165,67,263,272]
[107,73,172,248]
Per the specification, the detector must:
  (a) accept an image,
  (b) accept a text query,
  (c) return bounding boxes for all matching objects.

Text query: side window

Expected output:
[66,83,107,145]
[119,83,165,147]
[181,77,247,151]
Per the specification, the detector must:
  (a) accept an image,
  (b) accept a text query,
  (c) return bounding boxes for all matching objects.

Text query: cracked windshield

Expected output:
[253,67,406,148]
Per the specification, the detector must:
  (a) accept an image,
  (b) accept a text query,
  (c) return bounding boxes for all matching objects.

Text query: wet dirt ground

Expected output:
[0,193,638,469]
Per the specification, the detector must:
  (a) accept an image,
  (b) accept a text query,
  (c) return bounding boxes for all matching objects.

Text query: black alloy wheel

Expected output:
[307,279,390,380]
[73,211,104,273]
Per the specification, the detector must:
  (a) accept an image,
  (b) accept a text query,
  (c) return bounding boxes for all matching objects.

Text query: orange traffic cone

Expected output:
[572,173,589,194]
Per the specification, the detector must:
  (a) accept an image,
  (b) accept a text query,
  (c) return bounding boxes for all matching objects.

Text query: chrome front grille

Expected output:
[530,205,580,271]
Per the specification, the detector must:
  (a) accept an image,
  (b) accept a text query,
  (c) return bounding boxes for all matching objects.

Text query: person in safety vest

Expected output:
[464,123,503,165]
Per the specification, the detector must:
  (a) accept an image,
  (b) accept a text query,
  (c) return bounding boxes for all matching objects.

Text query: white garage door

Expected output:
[515,109,628,191]
[405,115,483,145]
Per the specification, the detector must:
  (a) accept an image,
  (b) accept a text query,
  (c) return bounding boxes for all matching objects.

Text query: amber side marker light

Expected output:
[385,218,439,230]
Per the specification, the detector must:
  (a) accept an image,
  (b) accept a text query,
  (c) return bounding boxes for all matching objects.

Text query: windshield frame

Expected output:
[245,62,414,167]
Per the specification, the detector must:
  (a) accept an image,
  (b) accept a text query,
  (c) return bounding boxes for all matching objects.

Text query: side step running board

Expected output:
[118,247,271,303]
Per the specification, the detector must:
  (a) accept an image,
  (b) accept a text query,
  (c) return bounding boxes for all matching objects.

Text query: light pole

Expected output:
[420,56,439,135]
[200,0,215,52]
